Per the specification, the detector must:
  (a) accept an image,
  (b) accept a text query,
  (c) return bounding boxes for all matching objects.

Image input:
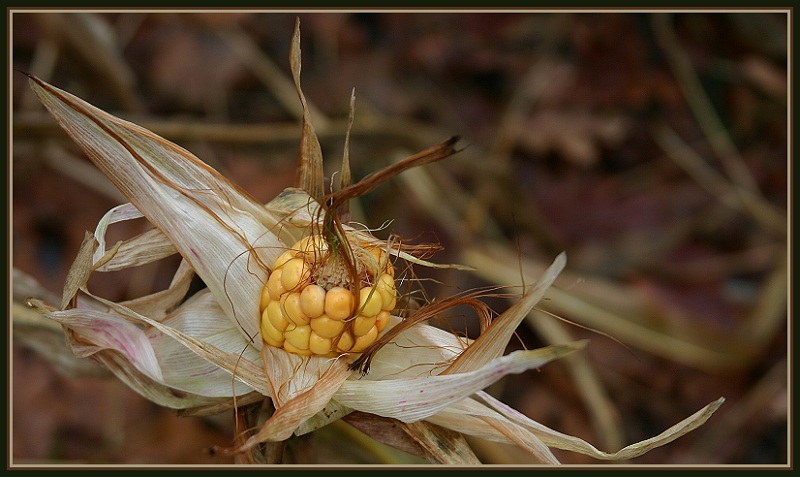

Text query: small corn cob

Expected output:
[259,234,396,357]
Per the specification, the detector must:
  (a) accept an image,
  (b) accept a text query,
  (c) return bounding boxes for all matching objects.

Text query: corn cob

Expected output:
[259,234,396,357]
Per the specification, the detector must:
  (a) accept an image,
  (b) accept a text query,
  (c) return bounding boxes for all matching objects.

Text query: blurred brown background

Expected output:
[10,10,789,466]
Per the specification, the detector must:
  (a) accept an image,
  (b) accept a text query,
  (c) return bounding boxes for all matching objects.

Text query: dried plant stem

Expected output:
[651,13,759,194]
[461,246,747,372]
[215,22,331,130]
[652,124,786,237]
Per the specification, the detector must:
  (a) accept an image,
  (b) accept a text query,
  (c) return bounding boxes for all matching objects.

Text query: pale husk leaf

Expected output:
[147,289,263,397]
[445,252,567,375]
[27,298,164,382]
[83,291,272,398]
[29,76,284,341]
[477,390,726,460]
[363,317,470,380]
[297,318,471,434]
[91,345,232,410]
[237,356,352,450]
[479,416,561,464]
[92,202,178,272]
[401,420,483,465]
[260,345,353,407]
[118,259,195,321]
[334,341,587,423]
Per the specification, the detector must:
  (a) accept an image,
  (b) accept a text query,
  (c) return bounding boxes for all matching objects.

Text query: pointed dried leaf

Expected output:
[478,390,725,460]
[29,75,284,339]
[479,416,560,464]
[336,341,586,423]
[92,202,178,272]
[27,298,164,382]
[445,252,567,374]
[61,232,98,309]
[237,357,351,450]
[290,18,325,200]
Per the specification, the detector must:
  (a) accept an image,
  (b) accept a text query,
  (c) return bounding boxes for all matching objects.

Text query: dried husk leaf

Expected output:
[361,317,469,380]
[118,259,195,321]
[477,390,725,460]
[425,397,551,452]
[146,289,263,397]
[61,231,98,309]
[90,344,231,410]
[342,412,429,459]
[260,344,347,407]
[479,416,560,464]
[85,291,272,398]
[444,251,566,375]
[29,75,284,341]
[236,357,351,451]
[27,298,164,382]
[400,420,483,465]
[334,341,587,423]
[290,17,325,201]
[92,202,178,271]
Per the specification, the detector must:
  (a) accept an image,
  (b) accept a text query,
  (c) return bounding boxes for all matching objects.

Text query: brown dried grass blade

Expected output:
[327,135,463,212]
[290,17,325,201]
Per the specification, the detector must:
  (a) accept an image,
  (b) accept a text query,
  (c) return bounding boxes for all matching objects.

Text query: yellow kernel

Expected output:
[324,286,354,321]
[351,326,378,352]
[281,292,310,326]
[273,249,297,269]
[376,273,397,310]
[309,332,332,355]
[376,310,391,332]
[259,283,271,313]
[262,334,284,349]
[284,324,311,350]
[336,331,354,352]
[267,269,286,300]
[310,315,346,339]
[267,300,290,332]
[368,246,392,275]
[369,246,385,265]
[353,314,377,337]
[296,234,328,256]
[358,287,383,317]
[281,258,309,292]
[283,340,313,356]
[261,308,285,345]
[299,284,326,318]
